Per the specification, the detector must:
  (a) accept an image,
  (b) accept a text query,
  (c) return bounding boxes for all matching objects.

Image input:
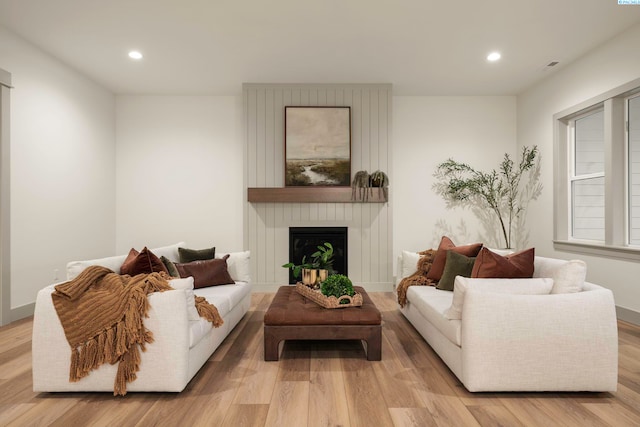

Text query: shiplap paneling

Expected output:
[243,84,392,291]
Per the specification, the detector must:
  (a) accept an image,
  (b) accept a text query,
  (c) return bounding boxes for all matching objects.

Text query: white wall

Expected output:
[392,96,517,263]
[115,96,243,254]
[518,23,640,315]
[0,25,116,311]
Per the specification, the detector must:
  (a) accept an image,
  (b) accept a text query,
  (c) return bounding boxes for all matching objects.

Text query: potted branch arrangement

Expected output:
[432,145,541,249]
[282,242,335,288]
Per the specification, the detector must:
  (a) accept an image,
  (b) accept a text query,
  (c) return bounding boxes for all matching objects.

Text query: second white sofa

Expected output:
[396,253,619,392]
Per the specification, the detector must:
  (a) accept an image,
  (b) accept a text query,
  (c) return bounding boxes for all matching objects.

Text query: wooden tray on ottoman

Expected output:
[295,283,363,309]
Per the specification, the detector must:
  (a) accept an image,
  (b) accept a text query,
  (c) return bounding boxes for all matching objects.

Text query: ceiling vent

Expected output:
[539,61,560,72]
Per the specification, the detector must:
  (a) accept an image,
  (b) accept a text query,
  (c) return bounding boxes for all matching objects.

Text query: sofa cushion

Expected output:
[189,318,213,349]
[179,246,216,263]
[471,247,535,278]
[188,281,251,349]
[120,247,169,276]
[444,276,554,320]
[427,236,482,282]
[406,285,461,346]
[194,281,252,319]
[436,251,476,291]
[176,255,234,288]
[217,251,251,283]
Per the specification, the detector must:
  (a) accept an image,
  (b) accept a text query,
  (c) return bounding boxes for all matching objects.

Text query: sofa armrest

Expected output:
[460,289,618,392]
[395,254,403,287]
[33,287,192,392]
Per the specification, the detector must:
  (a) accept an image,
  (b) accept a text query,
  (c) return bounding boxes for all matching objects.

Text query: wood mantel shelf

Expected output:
[247,187,388,203]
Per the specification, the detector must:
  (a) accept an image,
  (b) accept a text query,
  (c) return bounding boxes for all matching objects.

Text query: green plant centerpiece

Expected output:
[320,274,355,304]
[281,255,316,281]
[311,242,335,273]
[282,242,336,287]
[432,145,541,249]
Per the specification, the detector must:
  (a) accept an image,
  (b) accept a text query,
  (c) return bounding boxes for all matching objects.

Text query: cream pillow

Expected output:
[550,259,586,294]
[401,251,421,279]
[169,277,200,321]
[444,277,554,320]
[216,251,251,283]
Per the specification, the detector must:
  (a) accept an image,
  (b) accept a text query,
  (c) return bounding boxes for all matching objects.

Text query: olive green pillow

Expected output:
[436,250,476,291]
[161,255,180,278]
[178,246,216,263]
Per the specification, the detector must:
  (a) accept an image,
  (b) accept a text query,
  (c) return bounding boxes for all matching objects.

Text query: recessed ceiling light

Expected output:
[487,52,501,62]
[128,51,143,60]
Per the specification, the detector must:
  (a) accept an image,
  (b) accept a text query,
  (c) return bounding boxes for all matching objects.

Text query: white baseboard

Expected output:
[617,305,640,326]
[11,302,34,322]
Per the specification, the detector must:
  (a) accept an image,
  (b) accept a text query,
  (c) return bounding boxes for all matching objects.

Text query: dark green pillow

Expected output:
[436,250,476,291]
[178,246,216,263]
[161,255,180,278]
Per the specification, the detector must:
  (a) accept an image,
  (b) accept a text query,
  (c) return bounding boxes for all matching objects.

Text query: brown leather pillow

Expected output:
[175,255,234,289]
[471,247,535,278]
[426,236,483,281]
[120,247,169,276]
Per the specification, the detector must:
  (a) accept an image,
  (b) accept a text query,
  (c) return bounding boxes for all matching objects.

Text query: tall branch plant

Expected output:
[433,146,540,249]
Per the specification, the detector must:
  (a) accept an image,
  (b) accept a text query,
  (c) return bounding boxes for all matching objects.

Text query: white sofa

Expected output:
[32,242,252,393]
[396,253,619,392]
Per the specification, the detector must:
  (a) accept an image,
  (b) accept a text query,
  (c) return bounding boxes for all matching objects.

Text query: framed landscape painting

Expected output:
[285,106,351,187]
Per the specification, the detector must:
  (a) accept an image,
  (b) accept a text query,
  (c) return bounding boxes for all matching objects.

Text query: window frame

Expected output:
[568,107,605,242]
[553,77,640,261]
[627,93,640,247]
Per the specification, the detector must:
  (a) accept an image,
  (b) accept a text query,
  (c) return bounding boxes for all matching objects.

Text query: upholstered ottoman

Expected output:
[263,285,382,361]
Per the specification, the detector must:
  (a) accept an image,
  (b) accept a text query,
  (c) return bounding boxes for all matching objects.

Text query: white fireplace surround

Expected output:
[243,83,393,291]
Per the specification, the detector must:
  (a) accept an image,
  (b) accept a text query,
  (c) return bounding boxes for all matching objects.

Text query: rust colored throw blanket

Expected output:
[397,249,437,307]
[52,265,223,395]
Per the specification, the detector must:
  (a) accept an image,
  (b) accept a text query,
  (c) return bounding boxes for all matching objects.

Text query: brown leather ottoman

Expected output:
[263,285,382,361]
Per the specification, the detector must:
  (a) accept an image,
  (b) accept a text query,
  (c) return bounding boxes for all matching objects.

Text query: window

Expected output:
[571,109,605,241]
[630,95,640,245]
[554,77,640,260]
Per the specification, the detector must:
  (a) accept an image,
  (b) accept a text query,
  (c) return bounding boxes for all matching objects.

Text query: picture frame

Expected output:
[284,106,351,187]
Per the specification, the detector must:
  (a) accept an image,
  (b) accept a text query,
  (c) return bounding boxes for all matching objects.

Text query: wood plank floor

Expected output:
[1,292,640,426]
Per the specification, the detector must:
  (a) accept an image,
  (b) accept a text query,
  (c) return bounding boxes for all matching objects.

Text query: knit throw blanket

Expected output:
[52,265,223,395]
[396,249,437,307]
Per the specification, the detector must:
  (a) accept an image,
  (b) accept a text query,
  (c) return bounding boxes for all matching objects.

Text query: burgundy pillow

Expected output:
[120,247,169,276]
[120,248,139,274]
[426,236,483,281]
[175,255,234,289]
[471,247,535,278]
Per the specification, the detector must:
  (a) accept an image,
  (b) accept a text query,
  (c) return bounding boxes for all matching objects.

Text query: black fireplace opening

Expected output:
[288,227,348,284]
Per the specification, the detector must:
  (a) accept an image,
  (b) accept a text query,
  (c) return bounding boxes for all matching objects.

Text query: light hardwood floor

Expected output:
[2,292,640,427]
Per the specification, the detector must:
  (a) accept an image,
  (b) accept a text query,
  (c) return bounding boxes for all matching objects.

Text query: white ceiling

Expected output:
[1,0,639,96]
